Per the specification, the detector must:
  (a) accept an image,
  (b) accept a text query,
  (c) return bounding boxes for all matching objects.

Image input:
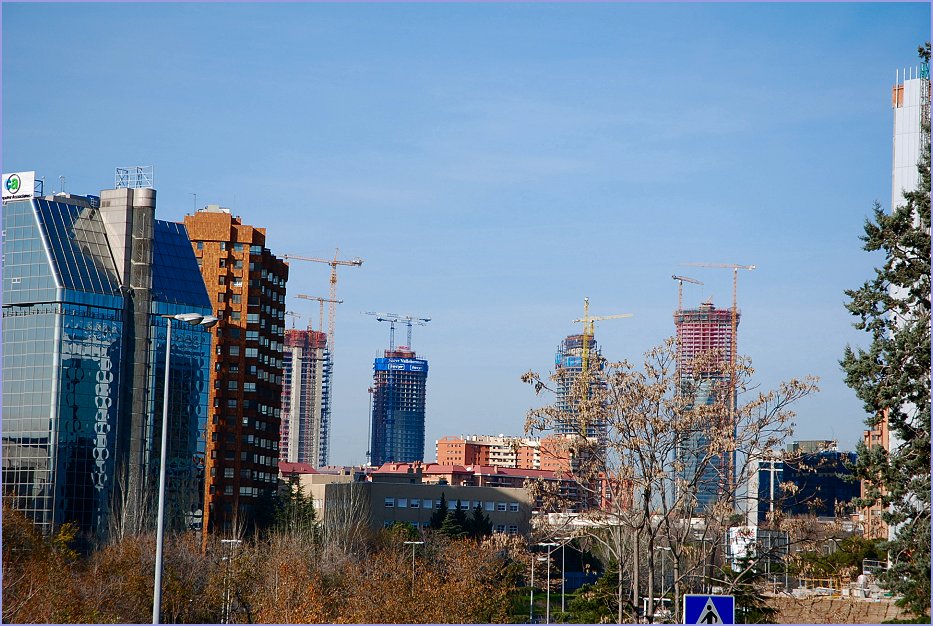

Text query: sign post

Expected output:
[683,595,735,624]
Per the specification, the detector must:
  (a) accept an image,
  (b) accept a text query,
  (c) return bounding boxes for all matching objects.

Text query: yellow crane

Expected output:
[284,249,363,353]
[568,297,632,435]
[571,297,633,377]
[296,294,344,335]
[671,275,703,311]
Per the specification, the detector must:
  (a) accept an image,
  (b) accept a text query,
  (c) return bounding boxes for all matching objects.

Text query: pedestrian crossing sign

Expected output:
[683,595,734,624]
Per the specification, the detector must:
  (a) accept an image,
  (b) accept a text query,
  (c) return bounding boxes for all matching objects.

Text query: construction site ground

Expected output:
[765,593,921,624]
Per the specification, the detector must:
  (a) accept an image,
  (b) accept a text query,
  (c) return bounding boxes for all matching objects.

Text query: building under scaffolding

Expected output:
[674,301,740,514]
[554,334,607,439]
[281,328,332,467]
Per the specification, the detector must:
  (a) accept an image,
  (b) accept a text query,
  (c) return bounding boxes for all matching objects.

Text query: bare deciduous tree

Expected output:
[524,338,818,623]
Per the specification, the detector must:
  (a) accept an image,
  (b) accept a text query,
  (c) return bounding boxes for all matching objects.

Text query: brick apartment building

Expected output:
[185,206,288,534]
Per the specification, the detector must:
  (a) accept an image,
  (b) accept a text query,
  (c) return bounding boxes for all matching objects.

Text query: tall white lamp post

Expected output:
[558,536,574,614]
[403,540,425,596]
[153,312,218,624]
[531,555,547,622]
[539,542,559,624]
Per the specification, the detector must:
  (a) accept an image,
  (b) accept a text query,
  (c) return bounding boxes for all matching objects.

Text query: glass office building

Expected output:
[2,190,212,539]
[370,348,428,465]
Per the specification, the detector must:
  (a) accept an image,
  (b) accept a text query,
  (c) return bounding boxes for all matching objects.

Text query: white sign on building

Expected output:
[2,171,36,201]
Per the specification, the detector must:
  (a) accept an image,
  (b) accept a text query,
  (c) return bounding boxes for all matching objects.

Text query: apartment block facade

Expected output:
[184,206,288,534]
[435,433,576,473]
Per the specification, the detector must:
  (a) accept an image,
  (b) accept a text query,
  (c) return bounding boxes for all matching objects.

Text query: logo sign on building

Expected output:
[2,171,36,201]
[683,595,734,624]
[374,357,428,373]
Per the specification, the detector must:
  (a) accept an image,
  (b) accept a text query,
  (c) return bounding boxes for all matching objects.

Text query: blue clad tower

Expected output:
[2,177,212,539]
[369,348,428,465]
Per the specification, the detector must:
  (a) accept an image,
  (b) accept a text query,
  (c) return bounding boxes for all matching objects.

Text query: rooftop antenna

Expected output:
[190,192,197,212]
[59,176,65,194]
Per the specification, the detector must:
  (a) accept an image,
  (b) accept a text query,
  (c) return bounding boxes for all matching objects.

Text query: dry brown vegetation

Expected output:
[2,503,522,624]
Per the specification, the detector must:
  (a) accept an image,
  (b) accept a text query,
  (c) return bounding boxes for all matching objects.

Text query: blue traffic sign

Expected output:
[683,595,735,624]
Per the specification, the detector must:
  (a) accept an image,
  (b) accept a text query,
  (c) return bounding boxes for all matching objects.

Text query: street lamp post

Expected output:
[539,542,559,624]
[152,312,218,625]
[558,536,574,614]
[655,546,672,615]
[531,555,547,622]
[403,541,424,597]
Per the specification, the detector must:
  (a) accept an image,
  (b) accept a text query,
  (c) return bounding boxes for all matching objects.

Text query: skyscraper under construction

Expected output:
[280,328,332,467]
[674,300,739,513]
[369,348,428,465]
[554,333,607,439]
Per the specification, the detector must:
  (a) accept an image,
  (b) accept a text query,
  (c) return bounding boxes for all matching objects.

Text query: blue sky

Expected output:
[3,3,929,465]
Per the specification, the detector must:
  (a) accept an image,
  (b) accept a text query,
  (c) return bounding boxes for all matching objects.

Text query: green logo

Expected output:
[5,175,21,194]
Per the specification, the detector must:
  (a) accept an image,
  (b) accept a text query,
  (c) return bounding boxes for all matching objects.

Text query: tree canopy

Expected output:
[842,42,931,619]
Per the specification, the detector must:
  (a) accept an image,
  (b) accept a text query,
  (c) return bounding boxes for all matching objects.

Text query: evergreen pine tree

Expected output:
[429,492,449,529]
[467,505,493,539]
[452,499,468,530]
[842,41,931,620]
[440,509,466,538]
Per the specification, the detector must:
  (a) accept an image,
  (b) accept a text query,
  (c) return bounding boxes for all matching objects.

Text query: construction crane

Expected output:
[571,297,633,375]
[364,312,431,351]
[283,249,363,354]
[682,262,756,375]
[285,310,302,330]
[296,294,343,335]
[671,275,704,311]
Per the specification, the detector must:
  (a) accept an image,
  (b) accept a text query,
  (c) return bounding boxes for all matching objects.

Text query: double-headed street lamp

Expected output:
[153,312,218,624]
[403,540,425,596]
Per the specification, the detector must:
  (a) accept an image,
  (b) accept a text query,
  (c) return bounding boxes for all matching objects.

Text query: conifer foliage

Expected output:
[842,42,931,619]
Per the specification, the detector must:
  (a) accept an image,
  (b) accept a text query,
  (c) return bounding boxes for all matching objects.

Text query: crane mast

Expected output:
[296,294,343,335]
[284,249,362,354]
[365,312,431,351]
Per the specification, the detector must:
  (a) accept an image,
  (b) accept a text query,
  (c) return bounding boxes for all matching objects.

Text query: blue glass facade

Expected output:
[370,352,428,465]
[2,195,212,538]
[755,450,858,521]
[676,378,736,514]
